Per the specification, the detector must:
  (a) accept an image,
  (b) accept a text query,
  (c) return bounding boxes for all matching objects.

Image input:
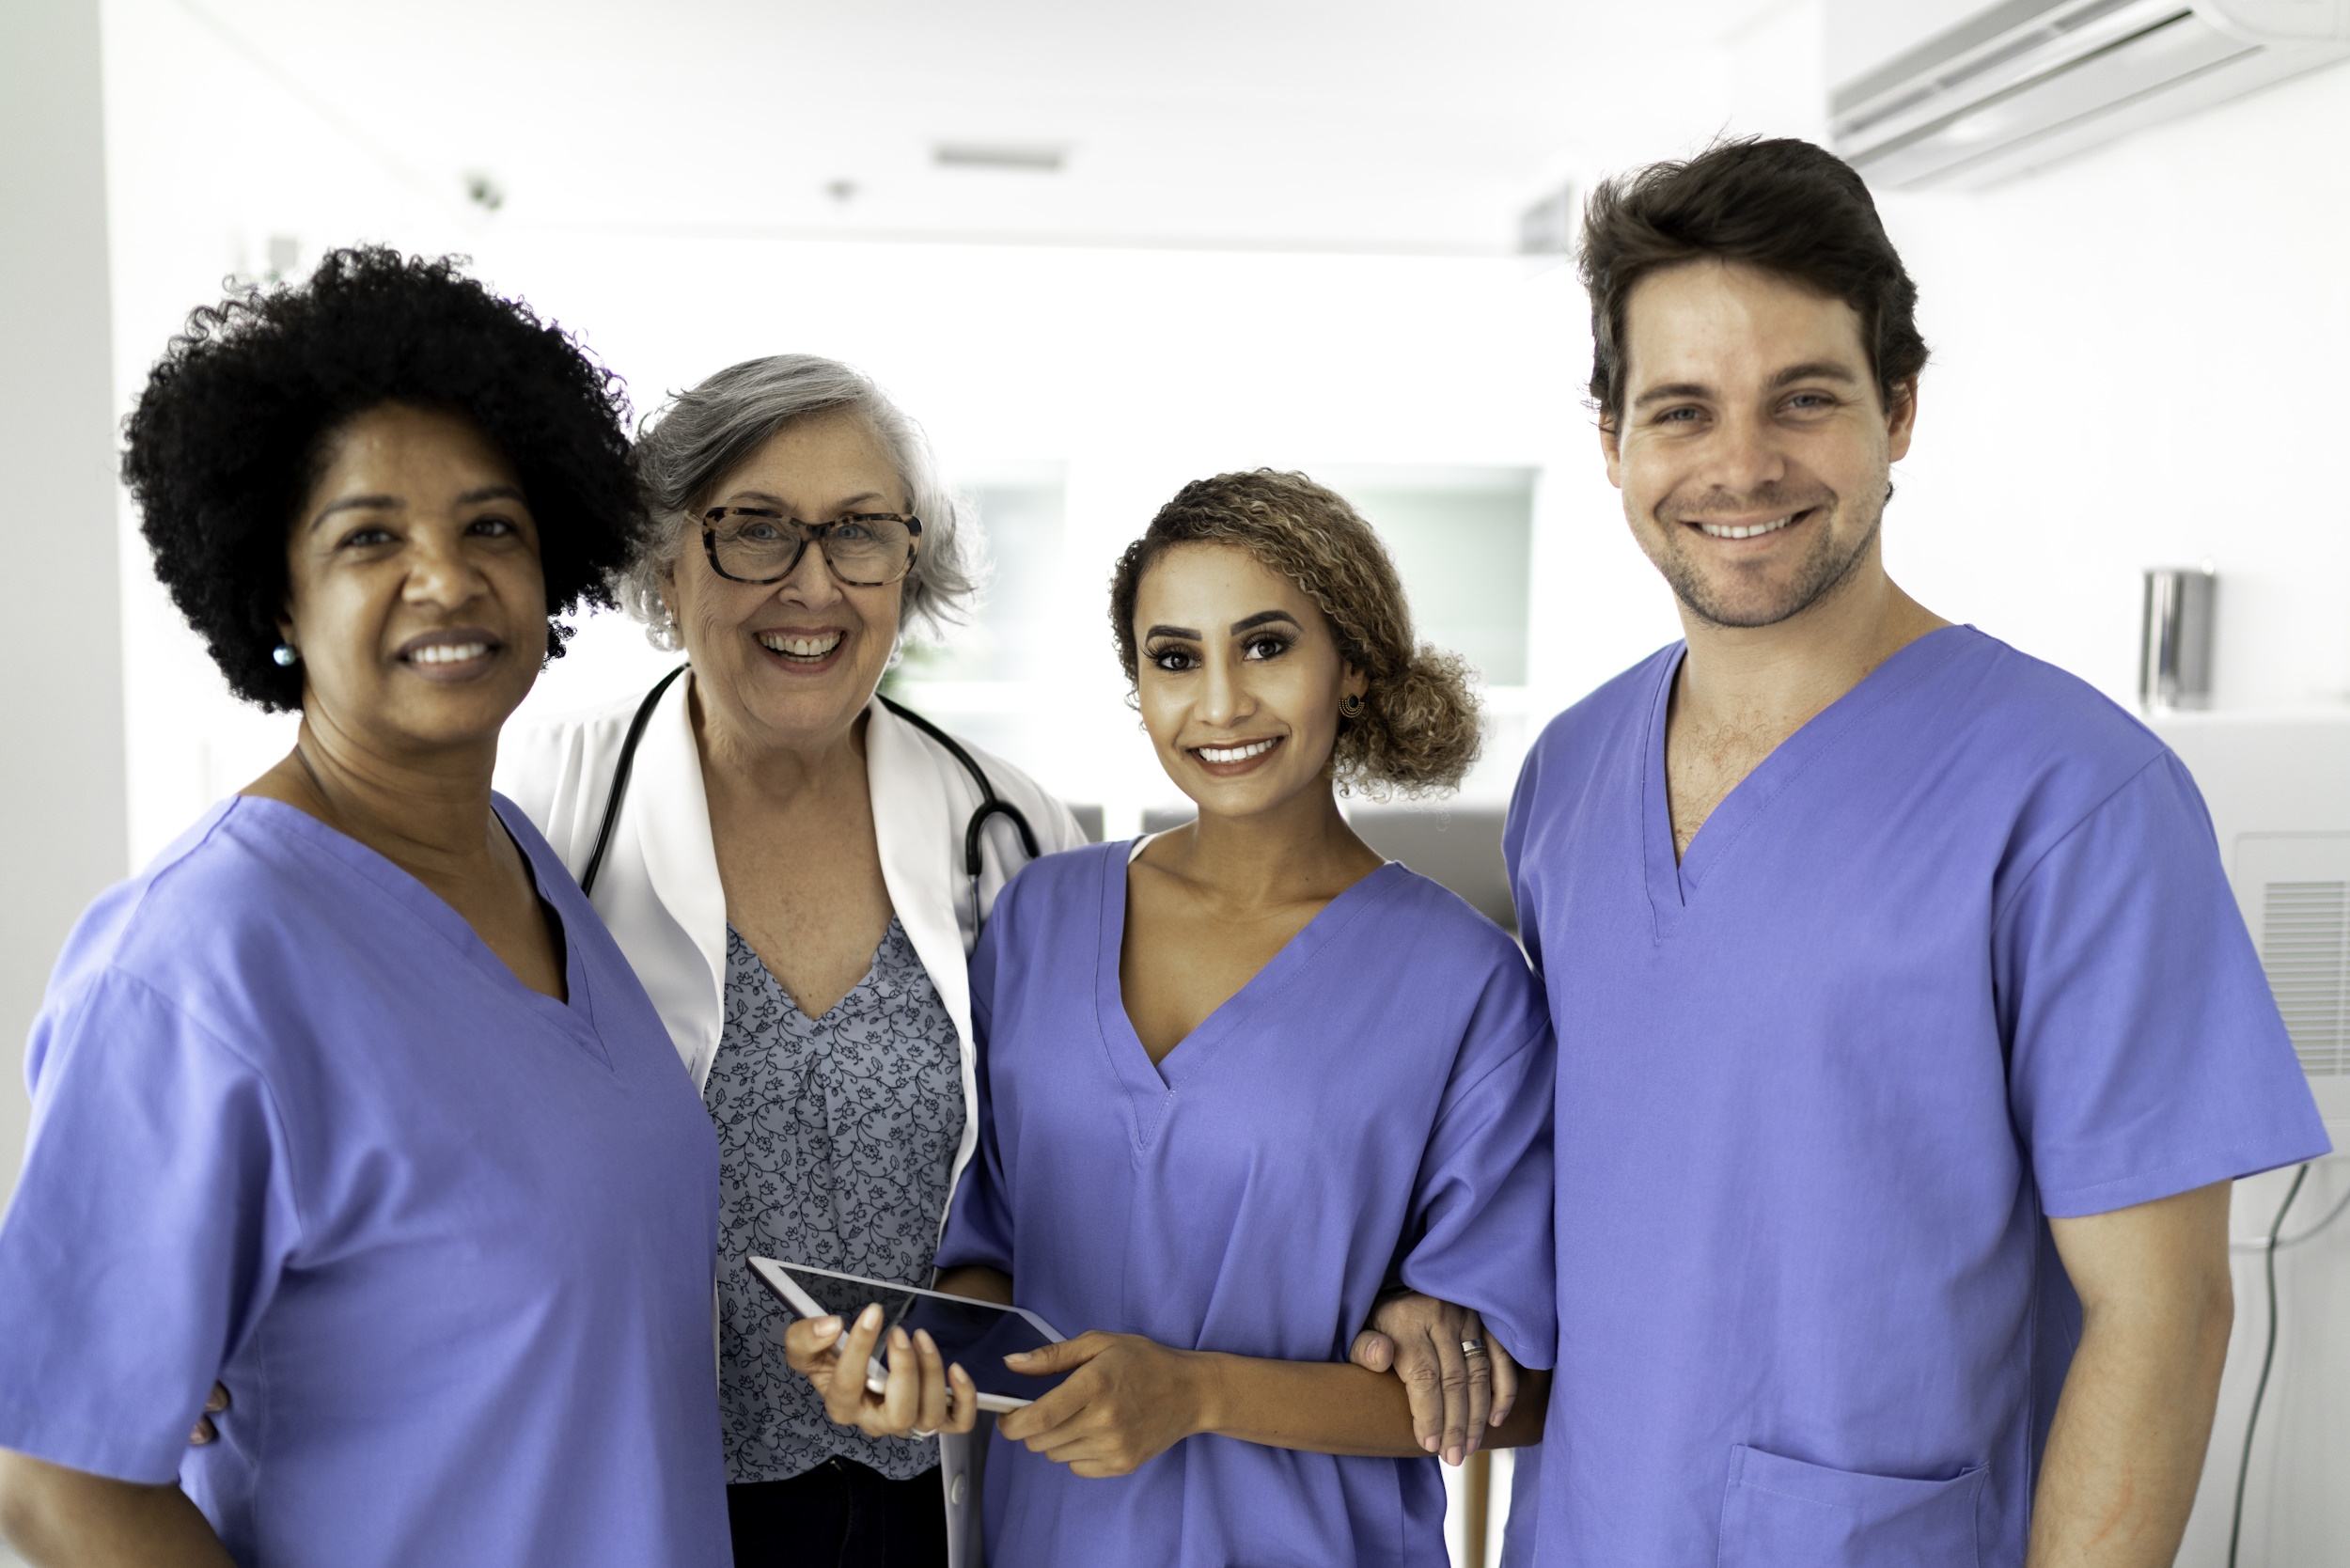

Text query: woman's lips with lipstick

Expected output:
[1188,735,1283,776]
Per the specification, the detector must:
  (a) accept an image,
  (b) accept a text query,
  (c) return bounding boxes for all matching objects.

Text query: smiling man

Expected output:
[1485,139,2326,1567]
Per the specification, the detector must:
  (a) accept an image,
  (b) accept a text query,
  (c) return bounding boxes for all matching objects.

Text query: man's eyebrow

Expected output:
[309,494,400,530]
[1143,623,1201,641]
[1769,361,1861,388]
[1230,610,1302,634]
[1631,362,1860,410]
[1632,382,1713,410]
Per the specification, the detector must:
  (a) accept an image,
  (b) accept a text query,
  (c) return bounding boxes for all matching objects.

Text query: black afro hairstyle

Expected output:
[122,245,643,711]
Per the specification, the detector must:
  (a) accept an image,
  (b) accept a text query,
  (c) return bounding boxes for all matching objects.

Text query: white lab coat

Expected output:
[496,666,1087,1568]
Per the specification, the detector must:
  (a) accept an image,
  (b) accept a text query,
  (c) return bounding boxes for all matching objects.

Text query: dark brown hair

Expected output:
[1108,469,1481,798]
[1579,137,1928,424]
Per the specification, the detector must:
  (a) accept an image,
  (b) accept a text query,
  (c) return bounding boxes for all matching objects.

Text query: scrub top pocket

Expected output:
[1717,1444,1983,1568]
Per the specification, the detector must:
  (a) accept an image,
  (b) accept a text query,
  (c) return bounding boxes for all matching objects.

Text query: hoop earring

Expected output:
[1340,692,1365,719]
[272,643,300,667]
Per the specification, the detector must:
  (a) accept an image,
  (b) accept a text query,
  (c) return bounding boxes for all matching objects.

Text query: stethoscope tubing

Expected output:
[580,667,1041,926]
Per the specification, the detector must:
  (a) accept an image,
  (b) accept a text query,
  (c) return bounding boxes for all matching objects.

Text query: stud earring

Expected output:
[1340,692,1365,718]
[272,643,300,667]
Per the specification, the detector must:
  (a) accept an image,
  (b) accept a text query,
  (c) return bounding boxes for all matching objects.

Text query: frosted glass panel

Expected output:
[908,480,1067,682]
[1331,470,1534,687]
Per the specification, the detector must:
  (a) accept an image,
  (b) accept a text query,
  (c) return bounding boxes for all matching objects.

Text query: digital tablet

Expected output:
[749,1257,1072,1414]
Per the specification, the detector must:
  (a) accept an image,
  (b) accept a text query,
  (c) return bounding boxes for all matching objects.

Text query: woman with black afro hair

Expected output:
[0,248,732,1568]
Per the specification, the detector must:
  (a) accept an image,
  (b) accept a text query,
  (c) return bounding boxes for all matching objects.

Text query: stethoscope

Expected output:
[577,665,1042,930]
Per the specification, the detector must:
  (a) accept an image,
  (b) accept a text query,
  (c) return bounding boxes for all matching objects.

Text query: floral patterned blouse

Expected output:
[704,917,965,1484]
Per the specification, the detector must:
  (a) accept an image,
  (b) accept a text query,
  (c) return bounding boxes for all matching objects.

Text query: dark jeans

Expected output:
[728,1459,948,1568]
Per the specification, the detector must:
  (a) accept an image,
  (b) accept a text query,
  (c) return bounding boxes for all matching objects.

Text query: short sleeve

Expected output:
[1998,752,2329,1218]
[934,901,1014,1275]
[0,969,301,1481]
[1396,956,1559,1371]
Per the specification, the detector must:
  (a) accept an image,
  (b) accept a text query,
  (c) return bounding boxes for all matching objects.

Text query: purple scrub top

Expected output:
[1504,627,2327,1568]
[0,795,730,1568]
[937,842,1557,1568]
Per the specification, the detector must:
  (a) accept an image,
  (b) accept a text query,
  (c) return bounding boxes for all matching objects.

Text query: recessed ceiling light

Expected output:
[932,143,1067,173]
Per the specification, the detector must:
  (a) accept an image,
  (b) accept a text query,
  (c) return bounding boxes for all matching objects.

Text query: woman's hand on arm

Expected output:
[0,1449,238,1568]
[1348,1291,1521,1464]
[995,1333,1550,1478]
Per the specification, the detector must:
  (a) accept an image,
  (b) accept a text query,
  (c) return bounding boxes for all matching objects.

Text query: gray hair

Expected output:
[619,354,979,648]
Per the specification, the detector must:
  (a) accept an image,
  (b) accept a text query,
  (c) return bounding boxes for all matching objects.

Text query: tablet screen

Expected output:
[755,1260,1073,1403]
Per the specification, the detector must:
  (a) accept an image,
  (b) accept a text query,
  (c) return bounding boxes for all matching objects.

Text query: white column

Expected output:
[0,0,128,1214]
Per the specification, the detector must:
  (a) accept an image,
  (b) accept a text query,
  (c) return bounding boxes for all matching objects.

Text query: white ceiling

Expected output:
[164,0,1812,253]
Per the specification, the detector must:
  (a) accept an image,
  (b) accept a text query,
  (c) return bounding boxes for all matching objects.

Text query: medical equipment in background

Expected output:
[2142,565,2218,711]
[2153,712,2350,1122]
[1826,0,2350,191]
[2148,709,2350,1568]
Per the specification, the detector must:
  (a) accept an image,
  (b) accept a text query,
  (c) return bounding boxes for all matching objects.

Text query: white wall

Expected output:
[0,0,129,1216]
[1877,59,2350,713]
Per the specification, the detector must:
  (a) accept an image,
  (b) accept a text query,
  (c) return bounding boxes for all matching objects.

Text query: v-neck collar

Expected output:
[230,793,607,1064]
[1640,625,1975,936]
[729,916,904,1028]
[1091,843,1402,1151]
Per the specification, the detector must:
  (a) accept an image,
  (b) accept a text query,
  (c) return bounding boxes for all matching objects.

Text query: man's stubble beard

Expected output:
[1647,487,1888,632]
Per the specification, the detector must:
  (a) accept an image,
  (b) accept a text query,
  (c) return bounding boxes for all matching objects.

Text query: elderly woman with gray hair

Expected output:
[498,354,1085,1568]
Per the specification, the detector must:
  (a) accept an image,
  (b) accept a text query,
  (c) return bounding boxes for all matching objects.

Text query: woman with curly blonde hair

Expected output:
[798,470,1558,1566]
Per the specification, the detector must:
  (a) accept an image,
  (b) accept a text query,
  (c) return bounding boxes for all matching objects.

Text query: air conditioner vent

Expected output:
[2238,834,2350,1080]
[2260,881,2349,1074]
[1827,0,2350,189]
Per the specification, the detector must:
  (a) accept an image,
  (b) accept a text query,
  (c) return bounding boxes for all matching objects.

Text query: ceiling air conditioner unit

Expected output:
[1828,0,2350,189]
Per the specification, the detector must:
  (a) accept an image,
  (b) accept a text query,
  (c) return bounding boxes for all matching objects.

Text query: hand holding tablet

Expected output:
[755,1258,1072,1427]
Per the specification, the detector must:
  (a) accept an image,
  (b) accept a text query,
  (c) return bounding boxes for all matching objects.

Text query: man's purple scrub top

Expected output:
[1504,627,2328,1568]
[0,796,730,1568]
[937,843,1558,1568]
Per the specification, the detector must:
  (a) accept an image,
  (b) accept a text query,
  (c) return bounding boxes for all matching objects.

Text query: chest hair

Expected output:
[1666,709,1801,860]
